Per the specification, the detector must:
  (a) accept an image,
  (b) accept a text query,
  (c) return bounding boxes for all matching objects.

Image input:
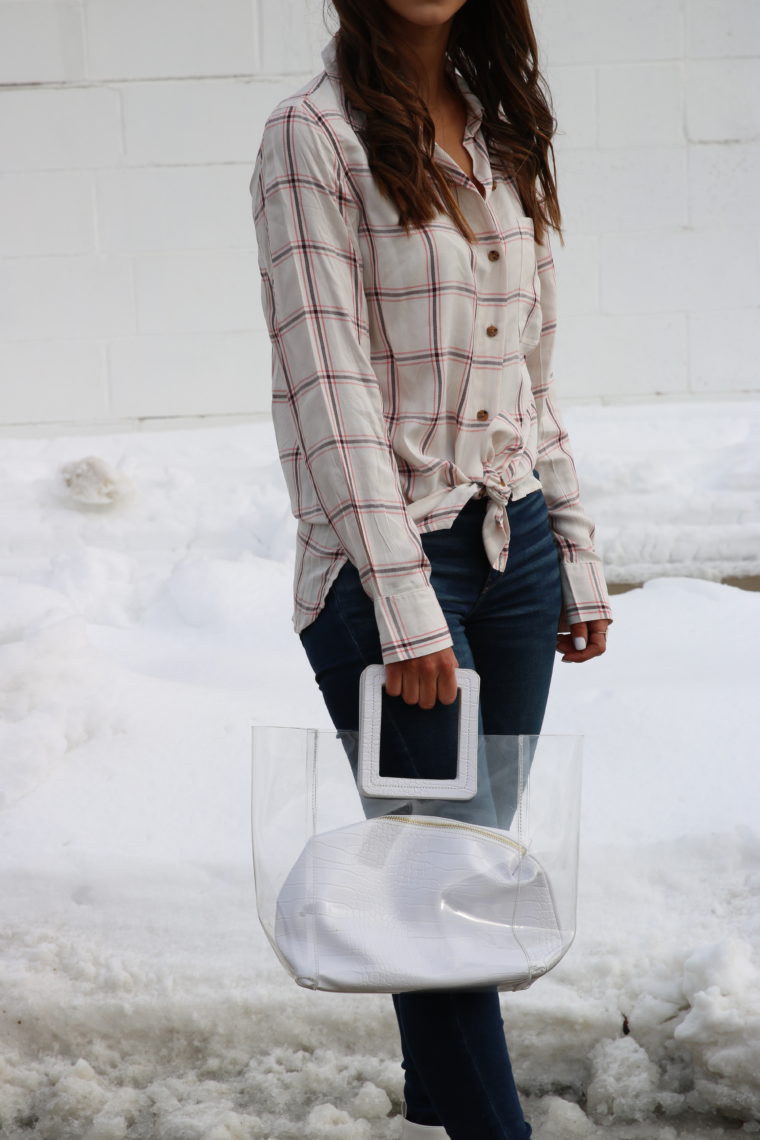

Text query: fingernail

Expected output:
[573,636,587,651]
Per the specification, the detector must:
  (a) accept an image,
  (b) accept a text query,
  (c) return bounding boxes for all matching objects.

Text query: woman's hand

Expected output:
[556,605,610,663]
[384,646,460,708]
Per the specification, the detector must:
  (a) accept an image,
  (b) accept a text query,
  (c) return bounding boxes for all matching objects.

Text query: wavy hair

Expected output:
[326,0,563,247]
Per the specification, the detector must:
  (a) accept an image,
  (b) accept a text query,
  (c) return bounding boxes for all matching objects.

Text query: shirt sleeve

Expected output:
[251,100,454,665]
[524,228,614,628]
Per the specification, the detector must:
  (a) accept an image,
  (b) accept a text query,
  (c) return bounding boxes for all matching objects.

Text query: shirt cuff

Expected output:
[559,557,614,627]
[373,586,454,665]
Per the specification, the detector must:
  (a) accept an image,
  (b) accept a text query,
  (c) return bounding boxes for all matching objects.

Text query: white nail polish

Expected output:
[573,636,587,651]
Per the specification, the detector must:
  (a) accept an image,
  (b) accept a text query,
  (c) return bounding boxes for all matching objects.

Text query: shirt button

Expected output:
[486,324,498,337]
[476,409,489,421]
[488,249,500,261]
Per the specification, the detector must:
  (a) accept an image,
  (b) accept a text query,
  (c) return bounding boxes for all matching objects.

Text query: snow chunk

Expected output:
[586,1037,683,1123]
[536,1094,599,1138]
[306,1102,372,1137]
[350,1080,392,1119]
[56,456,134,507]
[674,940,760,1121]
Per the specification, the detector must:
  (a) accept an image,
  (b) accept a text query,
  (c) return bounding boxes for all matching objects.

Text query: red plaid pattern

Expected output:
[250,32,613,664]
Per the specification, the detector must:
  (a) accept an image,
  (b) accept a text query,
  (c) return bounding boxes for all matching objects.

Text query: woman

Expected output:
[250,1,612,1136]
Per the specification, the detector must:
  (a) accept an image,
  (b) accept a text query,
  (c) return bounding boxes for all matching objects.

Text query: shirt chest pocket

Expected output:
[502,216,540,346]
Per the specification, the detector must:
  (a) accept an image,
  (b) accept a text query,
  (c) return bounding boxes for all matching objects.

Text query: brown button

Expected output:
[476,409,489,421]
[486,325,498,337]
[488,249,500,261]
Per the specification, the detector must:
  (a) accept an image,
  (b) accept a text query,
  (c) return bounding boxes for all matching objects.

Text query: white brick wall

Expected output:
[1,0,758,433]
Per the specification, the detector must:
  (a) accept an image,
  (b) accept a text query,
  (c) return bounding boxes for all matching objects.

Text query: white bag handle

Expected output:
[356,663,480,800]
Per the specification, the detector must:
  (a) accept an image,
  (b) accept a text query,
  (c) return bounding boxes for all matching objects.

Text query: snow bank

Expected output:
[0,403,759,1138]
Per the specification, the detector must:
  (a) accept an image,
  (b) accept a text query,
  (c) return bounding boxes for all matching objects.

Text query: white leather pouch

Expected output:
[251,668,583,994]
[273,811,566,992]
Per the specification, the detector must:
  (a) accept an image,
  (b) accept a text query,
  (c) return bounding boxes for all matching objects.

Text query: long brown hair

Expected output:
[327,0,563,247]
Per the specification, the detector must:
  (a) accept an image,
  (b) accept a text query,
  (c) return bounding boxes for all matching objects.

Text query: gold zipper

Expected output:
[381,813,526,855]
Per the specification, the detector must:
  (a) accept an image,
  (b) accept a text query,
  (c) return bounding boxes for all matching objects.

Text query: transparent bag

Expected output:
[251,665,582,994]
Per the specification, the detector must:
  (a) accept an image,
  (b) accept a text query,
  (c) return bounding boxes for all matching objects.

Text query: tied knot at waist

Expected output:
[472,481,512,566]
[474,480,511,508]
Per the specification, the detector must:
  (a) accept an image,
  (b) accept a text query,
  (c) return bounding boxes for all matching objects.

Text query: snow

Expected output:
[0,399,759,1139]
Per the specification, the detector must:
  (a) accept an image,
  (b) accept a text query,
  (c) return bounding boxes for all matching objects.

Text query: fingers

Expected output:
[384,661,403,698]
[572,620,588,652]
[557,618,610,663]
[384,648,459,708]
[436,657,459,706]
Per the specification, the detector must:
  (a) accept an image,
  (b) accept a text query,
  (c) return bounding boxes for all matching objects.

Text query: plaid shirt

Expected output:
[250,31,613,664]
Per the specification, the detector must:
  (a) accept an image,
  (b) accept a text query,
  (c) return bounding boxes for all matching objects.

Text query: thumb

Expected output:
[571,621,588,652]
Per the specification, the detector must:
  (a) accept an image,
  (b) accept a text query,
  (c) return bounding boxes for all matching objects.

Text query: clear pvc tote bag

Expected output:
[251,664,582,994]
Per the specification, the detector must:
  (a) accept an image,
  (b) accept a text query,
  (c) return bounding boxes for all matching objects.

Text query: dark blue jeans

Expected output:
[298,483,563,1140]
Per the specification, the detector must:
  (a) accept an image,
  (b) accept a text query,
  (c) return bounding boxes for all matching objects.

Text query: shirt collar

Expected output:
[319,31,341,78]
